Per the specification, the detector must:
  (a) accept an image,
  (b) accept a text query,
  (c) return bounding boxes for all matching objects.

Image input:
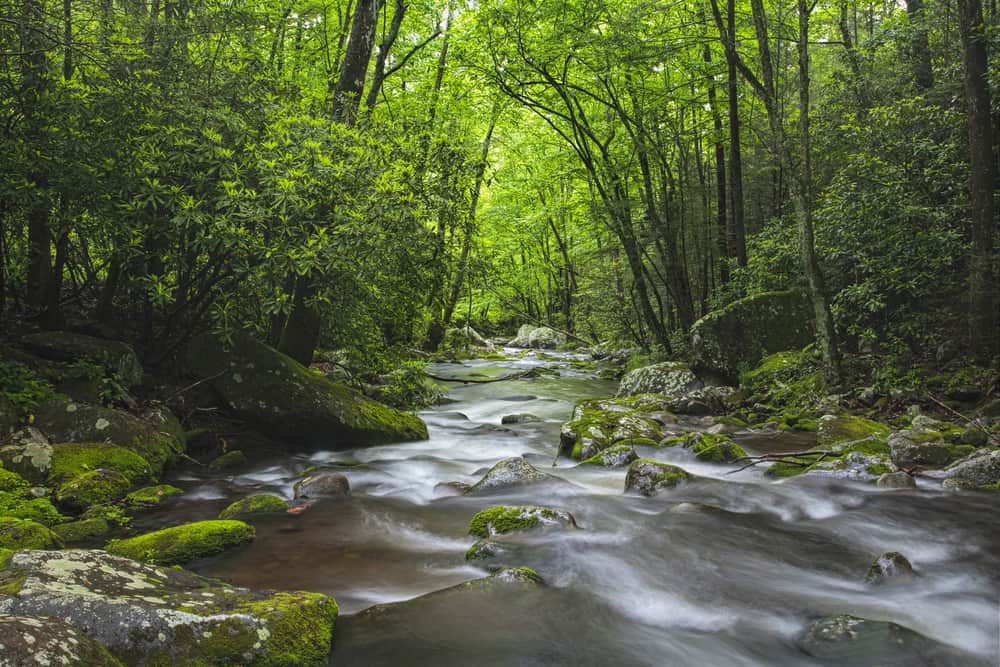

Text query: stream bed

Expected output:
[147,351,998,666]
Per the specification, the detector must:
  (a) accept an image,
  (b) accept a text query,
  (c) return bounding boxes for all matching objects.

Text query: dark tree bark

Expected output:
[957,0,998,357]
[364,0,405,112]
[704,43,729,284]
[906,0,934,91]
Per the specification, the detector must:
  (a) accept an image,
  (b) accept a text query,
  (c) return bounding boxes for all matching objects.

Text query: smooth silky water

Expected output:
[140,351,999,666]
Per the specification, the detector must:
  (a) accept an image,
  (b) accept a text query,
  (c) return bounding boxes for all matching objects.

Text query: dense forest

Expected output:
[0,0,999,665]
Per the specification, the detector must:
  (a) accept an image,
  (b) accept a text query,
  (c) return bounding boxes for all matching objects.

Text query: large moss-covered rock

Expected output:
[617,362,703,397]
[0,489,64,526]
[766,414,894,480]
[21,331,144,388]
[580,444,638,467]
[0,614,124,666]
[691,289,814,385]
[661,432,747,463]
[56,468,134,513]
[32,399,184,473]
[944,448,1000,487]
[187,332,428,447]
[559,397,663,460]
[0,549,338,666]
[624,460,691,496]
[52,517,112,544]
[106,519,255,565]
[0,517,62,550]
[467,505,577,538]
[508,325,566,349]
[888,416,972,470]
[0,428,54,483]
[466,457,559,494]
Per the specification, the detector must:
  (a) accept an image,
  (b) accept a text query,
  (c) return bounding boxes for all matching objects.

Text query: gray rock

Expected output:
[442,326,496,352]
[799,614,954,665]
[0,614,123,666]
[888,430,955,469]
[864,551,914,584]
[624,459,691,497]
[294,472,351,498]
[876,472,916,489]
[943,448,1000,486]
[617,362,703,397]
[500,413,542,424]
[0,549,337,666]
[690,289,814,385]
[466,457,557,494]
[508,325,566,349]
[580,444,638,468]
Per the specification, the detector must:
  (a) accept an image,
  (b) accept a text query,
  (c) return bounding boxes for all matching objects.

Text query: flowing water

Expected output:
[147,351,999,666]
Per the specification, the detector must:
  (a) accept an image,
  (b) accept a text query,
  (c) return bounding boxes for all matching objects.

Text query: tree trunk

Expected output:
[907,0,934,91]
[704,43,729,284]
[957,0,998,357]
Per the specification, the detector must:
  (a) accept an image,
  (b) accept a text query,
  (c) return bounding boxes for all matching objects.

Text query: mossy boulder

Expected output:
[46,442,153,492]
[442,325,495,352]
[580,444,639,467]
[663,432,747,463]
[0,614,124,666]
[864,551,914,585]
[0,549,337,666]
[0,465,30,493]
[508,324,565,349]
[624,459,692,496]
[691,289,814,385]
[56,468,134,513]
[52,517,112,544]
[0,428,54,483]
[468,505,577,538]
[0,492,65,526]
[209,449,248,470]
[766,415,893,480]
[106,519,255,565]
[738,351,827,417]
[559,397,663,460]
[21,331,144,388]
[219,494,288,519]
[817,415,891,448]
[944,449,1000,487]
[617,362,703,397]
[32,399,184,473]
[187,332,428,447]
[125,484,184,509]
[888,416,971,470]
[0,517,62,550]
[466,457,559,494]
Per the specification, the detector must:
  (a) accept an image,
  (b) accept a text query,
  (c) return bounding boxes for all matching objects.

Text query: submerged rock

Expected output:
[0,549,338,666]
[500,413,541,424]
[106,519,255,565]
[624,460,692,497]
[294,472,351,499]
[864,551,914,585]
[466,457,558,494]
[219,493,288,519]
[0,614,124,666]
[876,471,917,489]
[21,331,144,388]
[617,362,703,397]
[187,332,428,447]
[468,505,577,538]
[691,289,814,385]
[799,614,946,665]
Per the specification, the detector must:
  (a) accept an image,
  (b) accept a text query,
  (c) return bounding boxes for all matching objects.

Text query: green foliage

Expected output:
[376,361,444,411]
[0,359,58,420]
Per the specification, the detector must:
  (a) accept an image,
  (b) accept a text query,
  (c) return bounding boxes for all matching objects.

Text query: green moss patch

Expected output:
[219,494,288,519]
[625,459,691,496]
[49,442,153,485]
[106,519,255,565]
[209,450,248,470]
[468,505,575,538]
[125,484,184,509]
[0,492,65,526]
[52,517,112,544]
[0,517,63,550]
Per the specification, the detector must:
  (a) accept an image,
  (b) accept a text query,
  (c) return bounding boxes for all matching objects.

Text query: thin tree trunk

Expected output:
[364,0,405,113]
[704,43,729,285]
[907,0,934,91]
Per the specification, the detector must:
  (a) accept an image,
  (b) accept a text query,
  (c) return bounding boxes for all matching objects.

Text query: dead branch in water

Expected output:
[728,450,836,474]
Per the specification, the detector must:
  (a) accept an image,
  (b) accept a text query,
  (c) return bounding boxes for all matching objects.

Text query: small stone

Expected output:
[208,450,247,470]
[465,457,557,494]
[500,413,542,424]
[294,472,350,498]
[864,551,914,584]
[876,472,916,489]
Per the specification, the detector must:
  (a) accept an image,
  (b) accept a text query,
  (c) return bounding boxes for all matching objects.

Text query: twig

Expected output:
[728,450,835,474]
[163,371,227,403]
[927,394,1000,447]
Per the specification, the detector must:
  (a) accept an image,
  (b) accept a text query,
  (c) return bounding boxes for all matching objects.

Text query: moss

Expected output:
[0,492,65,526]
[467,505,572,538]
[714,415,749,428]
[614,436,659,448]
[865,463,892,476]
[0,467,30,493]
[560,397,662,460]
[765,460,813,477]
[52,517,112,543]
[238,591,338,666]
[579,444,638,467]
[48,442,153,486]
[125,484,184,509]
[0,546,13,569]
[106,519,255,565]
[683,432,747,463]
[465,539,501,561]
[818,415,891,447]
[56,468,133,512]
[625,459,691,496]
[209,450,248,470]
[738,350,826,415]
[0,516,63,550]
[219,494,287,519]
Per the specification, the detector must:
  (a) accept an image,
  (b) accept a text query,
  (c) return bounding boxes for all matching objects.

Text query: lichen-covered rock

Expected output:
[466,457,558,494]
[106,519,255,565]
[467,505,577,538]
[943,449,1000,487]
[187,332,428,447]
[580,444,638,468]
[209,449,248,470]
[0,549,338,666]
[0,614,124,666]
[0,517,62,550]
[21,331,144,388]
[465,539,508,561]
[508,325,566,349]
[125,484,184,509]
[31,399,184,473]
[625,459,691,496]
[617,362,703,397]
[0,428,54,483]
[876,471,917,489]
[691,289,814,385]
[293,472,350,499]
[219,494,288,519]
[51,517,112,544]
[864,551,914,585]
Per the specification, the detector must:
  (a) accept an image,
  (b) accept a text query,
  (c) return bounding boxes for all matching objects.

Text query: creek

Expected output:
[141,351,998,666]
